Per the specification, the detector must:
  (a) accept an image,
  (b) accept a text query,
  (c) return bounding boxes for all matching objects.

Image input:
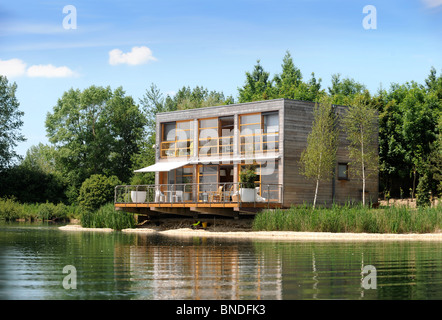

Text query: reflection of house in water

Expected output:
[127,237,282,300]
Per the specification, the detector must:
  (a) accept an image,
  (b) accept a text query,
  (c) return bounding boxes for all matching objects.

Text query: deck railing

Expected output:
[115,182,283,208]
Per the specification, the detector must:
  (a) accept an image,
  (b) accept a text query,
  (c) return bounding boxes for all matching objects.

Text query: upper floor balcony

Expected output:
[159,111,280,160]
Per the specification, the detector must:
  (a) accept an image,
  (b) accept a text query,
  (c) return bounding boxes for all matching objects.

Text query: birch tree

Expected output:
[342,94,379,206]
[300,95,339,208]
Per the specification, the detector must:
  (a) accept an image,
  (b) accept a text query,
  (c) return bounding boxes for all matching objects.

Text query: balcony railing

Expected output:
[115,182,283,208]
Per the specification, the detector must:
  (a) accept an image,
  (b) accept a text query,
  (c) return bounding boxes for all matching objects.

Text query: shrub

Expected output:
[78,174,122,211]
[239,164,257,188]
[416,172,431,208]
[0,197,23,221]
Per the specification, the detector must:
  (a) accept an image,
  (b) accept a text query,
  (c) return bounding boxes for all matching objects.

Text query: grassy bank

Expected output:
[0,198,135,231]
[0,197,82,222]
[252,204,442,234]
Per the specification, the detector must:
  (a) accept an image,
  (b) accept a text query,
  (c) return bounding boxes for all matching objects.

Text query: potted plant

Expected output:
[239,164,257,202]
[130,186,147,203]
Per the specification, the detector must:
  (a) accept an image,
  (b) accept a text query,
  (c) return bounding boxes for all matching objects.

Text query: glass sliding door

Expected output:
[197,165,218,202]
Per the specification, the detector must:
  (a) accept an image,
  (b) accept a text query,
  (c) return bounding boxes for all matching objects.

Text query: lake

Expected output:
[0,222,441,300]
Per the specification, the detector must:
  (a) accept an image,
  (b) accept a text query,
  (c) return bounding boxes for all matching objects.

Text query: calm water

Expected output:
[0,222,441,300]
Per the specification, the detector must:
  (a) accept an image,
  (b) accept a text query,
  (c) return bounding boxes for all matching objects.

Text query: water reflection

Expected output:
[128,236,282,299]
[0,223,442,300]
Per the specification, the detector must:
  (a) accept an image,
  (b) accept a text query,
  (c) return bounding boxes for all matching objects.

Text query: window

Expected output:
[219,116,234,155]
[198,165,218,201]
[239,112,279,155]
[338,163,349,180]
[198,116,234,157]
[239,160,280,202]
[160,120,193,158]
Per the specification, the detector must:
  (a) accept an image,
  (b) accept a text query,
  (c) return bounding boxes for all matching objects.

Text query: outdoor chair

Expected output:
[255,186,267,202]
[173,190,183,203]
[211,186,224,202]
[155,189,165,202]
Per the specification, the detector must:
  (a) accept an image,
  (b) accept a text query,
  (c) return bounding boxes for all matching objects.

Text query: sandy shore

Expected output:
[58,224,442,241]
[59,224,114,232]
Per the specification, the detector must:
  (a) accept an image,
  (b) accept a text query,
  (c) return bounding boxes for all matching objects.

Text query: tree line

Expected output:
[0,51,441,206]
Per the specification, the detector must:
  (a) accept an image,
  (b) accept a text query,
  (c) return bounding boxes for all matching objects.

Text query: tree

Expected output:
[400,83,438,198]
[416,172,431,207]
[342,93,379,206]
[0,76,26,170]
[46,85,145,202]
[103,87,146,183]
[300,95,339,208]
[273,51,323,102]
[173,85,233,110]
[238,60,273,102]
[329,74,366,105]
[273,51,303,98]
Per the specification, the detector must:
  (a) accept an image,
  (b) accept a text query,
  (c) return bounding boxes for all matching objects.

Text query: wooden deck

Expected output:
[114,201,282,217]
[114,202,282,209]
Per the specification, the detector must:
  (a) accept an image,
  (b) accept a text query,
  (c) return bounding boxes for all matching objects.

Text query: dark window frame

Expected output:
[338,163,349,180]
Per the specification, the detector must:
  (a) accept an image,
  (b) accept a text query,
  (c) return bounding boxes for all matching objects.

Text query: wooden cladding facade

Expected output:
[155,99,379,207]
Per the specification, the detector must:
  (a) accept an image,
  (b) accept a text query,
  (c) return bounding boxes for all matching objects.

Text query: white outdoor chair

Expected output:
[155,189,165,202]
[173,190,183,203]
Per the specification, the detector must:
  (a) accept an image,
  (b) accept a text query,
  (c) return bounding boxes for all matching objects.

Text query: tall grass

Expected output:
[80,202,136,230]
[252,204,442,234]
[1,197,136,231]
[0,197,83,222]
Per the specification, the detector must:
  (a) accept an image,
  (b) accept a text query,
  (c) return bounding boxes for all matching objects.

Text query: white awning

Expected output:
[134,161,190,172]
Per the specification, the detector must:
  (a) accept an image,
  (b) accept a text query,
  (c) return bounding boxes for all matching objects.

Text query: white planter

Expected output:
[131,191,146,203]
[240,188,255,202]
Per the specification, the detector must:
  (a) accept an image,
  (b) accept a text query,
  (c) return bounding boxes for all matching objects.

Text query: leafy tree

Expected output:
[300,95,339,208]
[426,113,442,197]
[329,74,366,105]
[20,143,58,175]
[378,99,409,196]
[238,60,273,102]
[77,174,121,211]
[273,51,303,98]
[400,83,438,198]
[342,93,379,206]
[46,85,145,202]
[102,87,146,183]
[273,51,323,102]
[0,76,26,170]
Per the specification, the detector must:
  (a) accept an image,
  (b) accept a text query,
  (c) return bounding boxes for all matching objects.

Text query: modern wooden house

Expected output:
[114,99,379,217]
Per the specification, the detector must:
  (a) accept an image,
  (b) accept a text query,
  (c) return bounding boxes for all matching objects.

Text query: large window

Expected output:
[239,112,279,155]
[198,165,218,201]
[238,160,280,202]
[160,120,193,158]
[198,116,234,157]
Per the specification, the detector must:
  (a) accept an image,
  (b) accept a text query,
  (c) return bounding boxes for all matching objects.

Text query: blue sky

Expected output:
[1,0,441,157]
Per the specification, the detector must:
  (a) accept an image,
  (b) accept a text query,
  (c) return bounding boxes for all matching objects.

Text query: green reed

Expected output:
[252,203,441,234]
[80,202,136,230]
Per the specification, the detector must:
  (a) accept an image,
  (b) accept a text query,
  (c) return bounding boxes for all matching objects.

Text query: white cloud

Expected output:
[26,64,76,78]
[0,58,27,78]
[422,0,442,8]
[109,46,157,66]
[0,58,77,79]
